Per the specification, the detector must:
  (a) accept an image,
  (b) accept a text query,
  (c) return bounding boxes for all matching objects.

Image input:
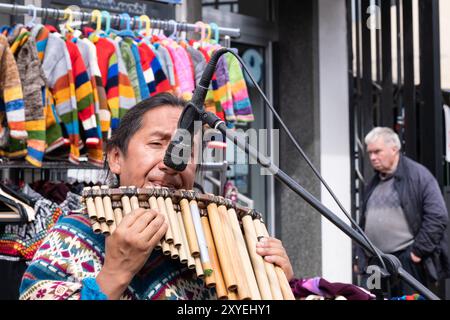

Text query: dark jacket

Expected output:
[360,155,450,282]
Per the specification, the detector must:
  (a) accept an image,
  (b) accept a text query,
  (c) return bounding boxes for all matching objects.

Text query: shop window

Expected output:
[202,0,276,21]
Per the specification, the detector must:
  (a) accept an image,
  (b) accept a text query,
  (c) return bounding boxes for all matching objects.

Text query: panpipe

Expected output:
[81,186,295,300]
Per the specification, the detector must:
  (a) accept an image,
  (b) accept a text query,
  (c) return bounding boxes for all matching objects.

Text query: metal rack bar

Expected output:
[0,3,241,38]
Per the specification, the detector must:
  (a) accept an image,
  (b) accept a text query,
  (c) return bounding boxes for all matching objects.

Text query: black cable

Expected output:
[224,49,387,272]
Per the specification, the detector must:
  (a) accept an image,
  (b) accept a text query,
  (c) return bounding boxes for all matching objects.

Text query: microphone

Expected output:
[164,48,230,171]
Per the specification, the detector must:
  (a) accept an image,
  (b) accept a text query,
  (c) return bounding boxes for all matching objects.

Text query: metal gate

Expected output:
[346,0,446,294]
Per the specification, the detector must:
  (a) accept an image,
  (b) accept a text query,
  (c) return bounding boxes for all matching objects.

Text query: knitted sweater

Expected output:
[166,40,195,100]
[32,25,65,154]
[119,39,141,102]
[154,43,176,88]
[19,214,216,300]
[148,42,169,83]
[107,37,136,121]
[215,54,235,123]
[76,38,104,166]
[66,40,99,147]
[124,38,149,100]
[6,27,47,166]
[225,52,254,122]
[93,37,118,132]
[138,42,171,96]
[81,38,109,142]
[0,34,27,143]
[41,31,80,163]
[185,44,207,86]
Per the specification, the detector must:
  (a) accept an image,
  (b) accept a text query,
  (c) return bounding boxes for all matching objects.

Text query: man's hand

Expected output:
[256,237,294,281]
[96,208,168,299]
[410,252,422,264]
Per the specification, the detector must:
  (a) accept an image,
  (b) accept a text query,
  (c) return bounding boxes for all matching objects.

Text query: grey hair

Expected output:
[364,127,401,150]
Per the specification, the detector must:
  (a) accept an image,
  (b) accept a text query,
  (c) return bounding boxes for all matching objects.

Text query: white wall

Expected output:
[440,0,450,89]
[319,0,352,283]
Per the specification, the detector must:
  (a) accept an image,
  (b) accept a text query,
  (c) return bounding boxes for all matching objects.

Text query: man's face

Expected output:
[108,105,197,189]
[366,137,399,174]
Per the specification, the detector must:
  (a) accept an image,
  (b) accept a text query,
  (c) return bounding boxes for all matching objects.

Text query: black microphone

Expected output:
[164,48,230,171]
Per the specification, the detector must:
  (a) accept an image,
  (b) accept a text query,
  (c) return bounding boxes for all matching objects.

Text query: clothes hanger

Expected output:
[25,4,37,29]
[101,10,112,35]
[179,21,187,42]
[71,11,86,39]
[205,23,212,42]
[140,15,151,38]
[88,9,102,41]
[117,13,135,38]
[0,195,25,223]
[62,7,75,36]
[0,186,35,222]
[168,19,177,41]
[0,182,33,207]
[132,15,142,38]
[193,21,206,48]
[91,9,102,31]
[209,22,220,44]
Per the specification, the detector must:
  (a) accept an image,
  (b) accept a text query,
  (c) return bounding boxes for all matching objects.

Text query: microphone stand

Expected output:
[181,49,440,300]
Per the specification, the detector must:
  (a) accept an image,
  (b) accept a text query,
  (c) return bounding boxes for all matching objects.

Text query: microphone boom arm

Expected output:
[166,48,440,300]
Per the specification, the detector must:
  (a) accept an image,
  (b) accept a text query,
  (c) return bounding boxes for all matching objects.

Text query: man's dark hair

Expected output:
[105,92,188,157]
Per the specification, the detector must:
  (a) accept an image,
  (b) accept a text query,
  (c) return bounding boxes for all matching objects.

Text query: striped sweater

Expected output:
[154,43,176,88]
[198,46,222,120]
[107,37,136,122]
[93,37,121,131]
[138,42,171,96]
[19,214,216,300]
[120,39,141,102]
[65,40,100,148]
[225,52,254,122]
[0,34,27,142]
[8,27,47,166]
[40,30,80,163]
[76,38,105,166]
[215,53,235,123]
[125,38,150,100]
[32,25,65,153]
[80,38,110,143]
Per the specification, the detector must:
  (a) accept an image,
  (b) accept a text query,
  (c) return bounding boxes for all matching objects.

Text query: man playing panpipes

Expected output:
[19,93,295,300]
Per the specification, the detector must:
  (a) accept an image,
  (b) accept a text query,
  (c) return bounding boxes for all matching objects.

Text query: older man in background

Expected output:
[358,127,449,296]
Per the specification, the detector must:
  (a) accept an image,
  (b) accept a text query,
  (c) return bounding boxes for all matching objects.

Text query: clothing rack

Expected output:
[0,3,241,38]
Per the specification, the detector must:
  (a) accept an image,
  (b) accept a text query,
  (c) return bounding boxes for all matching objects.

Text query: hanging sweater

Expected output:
[225,52,254,122]
[76,38,104,166]
[124,37,150,100]
[93,37,119,132]
[8,27,47,167]
[154,43,176,88]
[119,39,141,102]
[81,38,110,142]
[198,46,222,120]
[65,40,100,148]
[40,31,80,163]
[0,34,27,142]
[163,39,195,100]
[148,42,169,82]
[138,42,171,96]
[32,25,65,153]
[215,54,235,123]
[19,214,216,300]
[185,44,207,86]
[107,37,136,121]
